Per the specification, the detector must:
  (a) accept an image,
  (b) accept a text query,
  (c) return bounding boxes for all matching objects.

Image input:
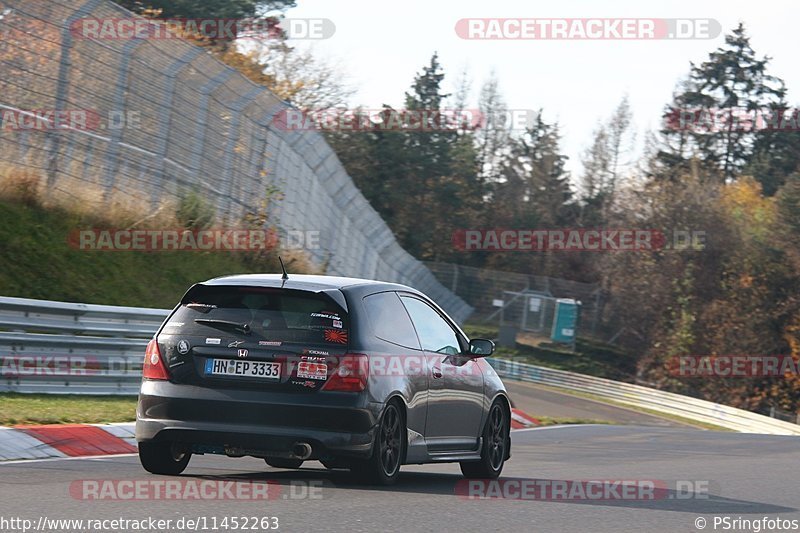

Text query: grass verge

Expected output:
[0,198,315,308]
[0,393,137,425]
[533,416,613,426]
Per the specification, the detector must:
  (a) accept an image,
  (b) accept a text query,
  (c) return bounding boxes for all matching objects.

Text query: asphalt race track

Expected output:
[1,385,797,533]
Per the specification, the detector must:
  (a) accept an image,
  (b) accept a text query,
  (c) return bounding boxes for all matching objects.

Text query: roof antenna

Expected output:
[278,255,289,283]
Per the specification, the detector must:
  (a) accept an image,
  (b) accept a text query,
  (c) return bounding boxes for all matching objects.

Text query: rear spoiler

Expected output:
[179,283,348,312]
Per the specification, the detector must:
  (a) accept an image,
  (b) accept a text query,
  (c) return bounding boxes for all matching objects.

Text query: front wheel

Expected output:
[351,402,405,485]
[460,401,509,479]
[139,441,191,475]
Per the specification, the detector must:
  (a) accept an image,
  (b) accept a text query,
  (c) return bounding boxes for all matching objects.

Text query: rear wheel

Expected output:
[264,458,304,469]
[460,401,509,479]
[139,441,191,475]
[351,402,405,485]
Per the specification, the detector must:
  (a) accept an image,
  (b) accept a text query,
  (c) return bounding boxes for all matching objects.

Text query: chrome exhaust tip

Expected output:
[292,442,312,460]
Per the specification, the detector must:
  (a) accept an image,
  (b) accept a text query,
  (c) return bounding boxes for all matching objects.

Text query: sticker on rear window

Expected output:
[311,312,340,321]
[205,338,221,345]
[259,340,282,346]
[309,311,344,330]
[323,329,348,344]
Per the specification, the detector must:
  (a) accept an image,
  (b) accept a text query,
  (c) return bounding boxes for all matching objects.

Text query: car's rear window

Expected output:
[363,292,421,350]
[162,285,349,345]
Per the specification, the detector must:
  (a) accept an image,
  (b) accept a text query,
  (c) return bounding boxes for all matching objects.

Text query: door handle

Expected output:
[432,368,443,379]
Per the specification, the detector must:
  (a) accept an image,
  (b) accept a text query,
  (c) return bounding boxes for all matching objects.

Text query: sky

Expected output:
[280,0,799,178]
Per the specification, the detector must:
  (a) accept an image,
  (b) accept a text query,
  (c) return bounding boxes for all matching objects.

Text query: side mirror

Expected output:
[468,338,495,357]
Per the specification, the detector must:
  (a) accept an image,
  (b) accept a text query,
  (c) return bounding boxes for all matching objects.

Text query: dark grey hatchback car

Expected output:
[136,273,510,484]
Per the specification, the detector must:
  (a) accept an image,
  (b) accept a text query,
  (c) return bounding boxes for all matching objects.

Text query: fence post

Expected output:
[102,39,146,201]
[151,47,204,206]
[188,69,235,212]
[592,288,601,335]
[46,0,103,198]
[222,86,265,221]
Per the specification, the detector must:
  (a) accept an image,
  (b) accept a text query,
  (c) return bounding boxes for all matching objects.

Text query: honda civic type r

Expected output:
[135,274,511,484]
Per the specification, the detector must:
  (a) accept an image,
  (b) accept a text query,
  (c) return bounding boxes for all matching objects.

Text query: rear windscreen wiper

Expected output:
[194,319,251,335]
[186,303,217,313]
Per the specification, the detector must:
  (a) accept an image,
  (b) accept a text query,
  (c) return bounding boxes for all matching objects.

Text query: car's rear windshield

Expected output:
[162,285,349,346]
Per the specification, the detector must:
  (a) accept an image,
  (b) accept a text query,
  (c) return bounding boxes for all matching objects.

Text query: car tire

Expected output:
[351,401,405,485]
[460,400,509,479]
[264,458,304,469]
[139,441,191,475]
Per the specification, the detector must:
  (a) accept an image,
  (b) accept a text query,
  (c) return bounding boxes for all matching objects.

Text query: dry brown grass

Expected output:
[0,167,41,207]
[0,164,179,229]
[279,248,324,275]
[0,164,311,275]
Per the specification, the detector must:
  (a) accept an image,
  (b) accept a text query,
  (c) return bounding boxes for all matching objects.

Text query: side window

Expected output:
[400,296,461,355]
[363,292,421,350]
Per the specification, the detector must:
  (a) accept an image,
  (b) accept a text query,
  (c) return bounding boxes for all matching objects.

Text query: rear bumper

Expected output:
[135,380,381,460]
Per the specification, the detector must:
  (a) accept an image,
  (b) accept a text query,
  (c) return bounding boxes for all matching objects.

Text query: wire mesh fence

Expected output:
[0,0,472,322]
[769,406,800,425]
[424,261,603,337]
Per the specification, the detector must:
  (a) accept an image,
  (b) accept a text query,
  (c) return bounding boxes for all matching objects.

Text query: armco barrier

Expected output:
[486,358,800,436]
[0,296,165,394]
[2,296,798,435]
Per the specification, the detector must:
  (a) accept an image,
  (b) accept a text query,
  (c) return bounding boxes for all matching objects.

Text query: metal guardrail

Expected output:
[0,296,166,394]
[2,296,798,435]
[486,358,800,436]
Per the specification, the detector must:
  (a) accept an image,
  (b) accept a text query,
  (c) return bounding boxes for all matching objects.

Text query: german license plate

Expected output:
[204,358,281,380]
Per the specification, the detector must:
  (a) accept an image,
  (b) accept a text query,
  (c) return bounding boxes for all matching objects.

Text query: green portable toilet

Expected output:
[551,298,579,344]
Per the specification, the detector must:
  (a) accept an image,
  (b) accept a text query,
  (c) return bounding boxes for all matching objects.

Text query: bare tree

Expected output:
[475,73,511,183]
[255,42,355,111]
[606,95,634,194]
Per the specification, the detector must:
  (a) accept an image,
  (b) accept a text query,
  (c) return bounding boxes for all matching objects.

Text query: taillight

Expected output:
[322,354,368,392]
[142,339,169,380]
